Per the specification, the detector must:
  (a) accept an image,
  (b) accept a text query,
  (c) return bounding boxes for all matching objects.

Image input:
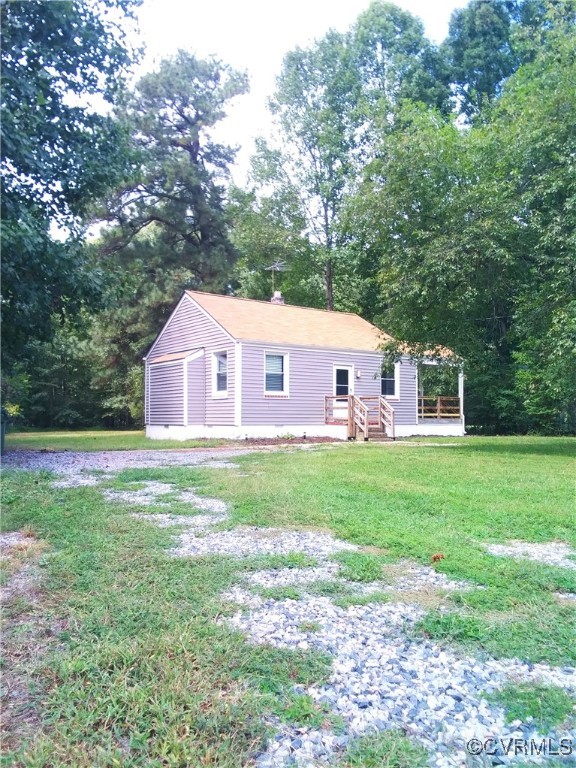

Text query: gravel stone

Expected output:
[352,563,473,595]
[227,590,576,767]
[53,473,115,487]
[243,564,340,587]
[555,591,576,603]
[102,481,229,513]
[103,481,178,506]
[3,448,254,477]
[486,540,576,570]
[171,528,358,559]
[131,512,228,528]
[0,532,30,548]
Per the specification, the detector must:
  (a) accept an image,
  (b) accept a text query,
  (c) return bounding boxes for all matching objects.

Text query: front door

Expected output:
[333,366,353,420]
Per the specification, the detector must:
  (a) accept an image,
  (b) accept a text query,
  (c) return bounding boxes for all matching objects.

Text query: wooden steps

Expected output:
[325,394,396,440]
[363,427,393,442]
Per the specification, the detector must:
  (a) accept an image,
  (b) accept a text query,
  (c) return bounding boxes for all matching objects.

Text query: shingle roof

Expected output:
[148,349,200,364]
[186,291,392,351]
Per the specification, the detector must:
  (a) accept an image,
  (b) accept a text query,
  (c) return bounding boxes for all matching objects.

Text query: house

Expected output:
[144,290,465,440]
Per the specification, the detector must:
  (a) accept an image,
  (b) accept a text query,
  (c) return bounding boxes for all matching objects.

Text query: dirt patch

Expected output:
[386,587,452,610]
[230,437,343,446]
[1,532,61,755]
[1,533,49,601]
[359,545,391,556]
[380,561,423,582]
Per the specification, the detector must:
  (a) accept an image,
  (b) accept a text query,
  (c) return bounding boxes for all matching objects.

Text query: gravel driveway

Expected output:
[4,448,576,768]
[2,447,256,476]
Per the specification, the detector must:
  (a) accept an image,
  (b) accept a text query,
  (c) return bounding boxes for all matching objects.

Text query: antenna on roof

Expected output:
[264,260,287,292]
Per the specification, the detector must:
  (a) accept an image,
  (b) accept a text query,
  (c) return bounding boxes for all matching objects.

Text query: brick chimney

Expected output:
[271,291,285,305]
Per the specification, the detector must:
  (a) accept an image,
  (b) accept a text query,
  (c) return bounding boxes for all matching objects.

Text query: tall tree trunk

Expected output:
[325,258,334,310]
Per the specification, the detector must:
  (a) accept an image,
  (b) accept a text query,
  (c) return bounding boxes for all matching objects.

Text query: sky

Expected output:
[136,0,467,182]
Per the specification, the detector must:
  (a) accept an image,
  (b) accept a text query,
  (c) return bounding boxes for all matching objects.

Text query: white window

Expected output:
[381,362,400,399]
[265,353,288,395]
[213,351,228,398]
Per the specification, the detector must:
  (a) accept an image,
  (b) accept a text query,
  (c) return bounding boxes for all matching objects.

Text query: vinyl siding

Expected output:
[393,357,419,426]
[147,295,235,426]
[187,356,205,425]
[148,363,184,425]
[240,344,378,426]
[240,345,419,427]
[204,347,234,425]
[145,364,150,423]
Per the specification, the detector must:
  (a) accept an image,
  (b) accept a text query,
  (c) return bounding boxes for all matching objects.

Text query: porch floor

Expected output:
[418,418,463,425]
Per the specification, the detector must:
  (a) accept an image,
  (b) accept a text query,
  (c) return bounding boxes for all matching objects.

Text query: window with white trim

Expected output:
[381,363,399,398]
[265,353,287,394]
[213,352,228,397]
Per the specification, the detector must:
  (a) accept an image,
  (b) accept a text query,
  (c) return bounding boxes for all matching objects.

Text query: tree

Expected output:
[10,323,105,428]
[265,30,360,309]
[347,105,524,431]
[352,1,451,122]
[239,2,450,311]
[441,0,561,121]
[228,184,326,308]
[98,50,248,290]
[443,0,518,120]
[1,0,141,363]
[347,6,576,433]
[502,11,576,432]
[85,52,248,426]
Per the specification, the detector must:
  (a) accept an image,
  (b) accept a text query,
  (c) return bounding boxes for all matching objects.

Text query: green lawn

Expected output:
[5,428,226,452]
[1,436,575,765]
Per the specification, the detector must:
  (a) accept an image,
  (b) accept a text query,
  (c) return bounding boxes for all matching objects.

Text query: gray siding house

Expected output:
[144,291,465,440]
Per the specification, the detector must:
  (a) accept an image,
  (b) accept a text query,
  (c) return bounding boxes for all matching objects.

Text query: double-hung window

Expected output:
[381,364,398,398]
[265,353,287,395]
[213,352,228,397]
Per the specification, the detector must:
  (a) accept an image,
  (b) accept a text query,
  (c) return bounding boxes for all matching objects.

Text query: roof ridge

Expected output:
[185,290,365,319]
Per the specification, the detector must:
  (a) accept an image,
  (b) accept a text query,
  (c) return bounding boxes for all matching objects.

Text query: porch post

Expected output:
[458,371,465,421]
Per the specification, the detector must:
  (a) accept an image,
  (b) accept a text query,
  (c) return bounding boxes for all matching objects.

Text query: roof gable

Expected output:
[186,291,391,352]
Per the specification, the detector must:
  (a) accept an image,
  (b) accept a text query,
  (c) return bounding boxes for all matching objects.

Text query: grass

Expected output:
[257,586,303,601]
[195,436,576,664]
[338,730,428,767]
[0,471,331,766]
[306,579,355,598]
[5,428,226,452]
[487,683,575,730]
[298,620,322,632]
[272,692,339,728]
[332,551,393,582]
[334,591,391,609]
[2,435,575,764]
[240,552,319,571]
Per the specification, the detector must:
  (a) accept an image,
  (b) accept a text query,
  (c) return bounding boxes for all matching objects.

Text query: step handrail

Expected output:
[378,396,395,439]
[350,395,369,440]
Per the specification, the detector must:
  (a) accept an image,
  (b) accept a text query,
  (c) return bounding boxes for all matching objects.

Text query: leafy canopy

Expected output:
[1,0,141,363]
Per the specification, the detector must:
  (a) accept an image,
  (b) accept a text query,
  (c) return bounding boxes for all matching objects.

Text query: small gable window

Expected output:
[381,363,398,398]
[265,353,287,395]
[213,352,228,396]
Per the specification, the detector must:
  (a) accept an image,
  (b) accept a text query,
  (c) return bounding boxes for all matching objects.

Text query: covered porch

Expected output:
[417,363,464,427]
[418,395,462,422]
